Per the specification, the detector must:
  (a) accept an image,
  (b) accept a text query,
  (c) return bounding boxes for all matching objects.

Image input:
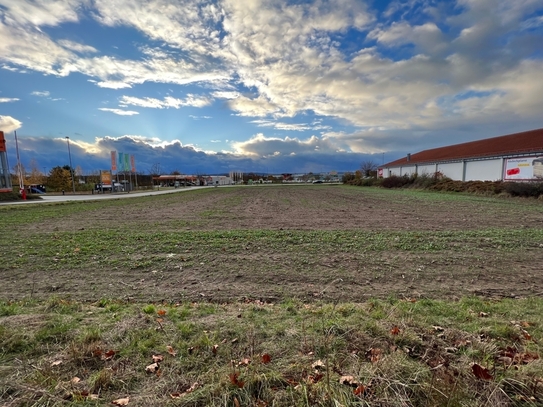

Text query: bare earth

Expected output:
[3,185,543,302]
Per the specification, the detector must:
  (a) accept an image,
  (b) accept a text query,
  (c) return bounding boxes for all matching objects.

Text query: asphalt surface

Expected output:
[0,186,209,205]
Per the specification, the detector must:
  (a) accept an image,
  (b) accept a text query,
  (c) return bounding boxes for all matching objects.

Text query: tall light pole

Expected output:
[65,137,76,193]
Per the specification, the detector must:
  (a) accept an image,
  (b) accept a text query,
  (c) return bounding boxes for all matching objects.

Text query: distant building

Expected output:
[380,128,543,182]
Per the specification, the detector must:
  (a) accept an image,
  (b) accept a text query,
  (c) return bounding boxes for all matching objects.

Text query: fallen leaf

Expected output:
[188,346,195,354]
[479,312,489,318]
[71,377,81,384]
[390,326,400,336]
[167,346,177,356]
[112,397,129,406]
[339,375,359,387]
[312,360,326,370]
[51,360,62,366]
[261,353,271,364]
[238,358,251,366]
[432,325,445,332]
[472,363,493,380]
[229,372,245,388]
[307,373,324,384]
[366,348,382,364]
[233,396,240,407]
[354,385,366,396]
[255,400,268,407]
[152,354,164,363]
[104,350,116,360]
[145,363,160,373]
[170,393,181,399]
[212,344,219,355]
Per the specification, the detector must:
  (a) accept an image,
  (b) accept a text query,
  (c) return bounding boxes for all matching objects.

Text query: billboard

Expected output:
[504,156,543,181]
[100,170,112,185]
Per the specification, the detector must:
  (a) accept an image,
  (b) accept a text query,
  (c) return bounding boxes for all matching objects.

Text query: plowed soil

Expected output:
[3,185,543,302]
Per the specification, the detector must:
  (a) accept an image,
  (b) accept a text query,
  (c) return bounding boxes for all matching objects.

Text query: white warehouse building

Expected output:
[380,128,543,182]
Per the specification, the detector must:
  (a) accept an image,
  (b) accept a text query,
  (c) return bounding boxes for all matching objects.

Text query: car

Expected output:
[312,180,323,183]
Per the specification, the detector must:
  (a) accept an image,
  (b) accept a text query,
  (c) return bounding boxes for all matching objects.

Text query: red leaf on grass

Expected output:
[390,326,400,336]
[167,345,177,356]
[157,309,167,316]
[229,373,245,388]
[472,364,493,380]
[354,385,366,396]
[104,350,116,360]
[261,353,271,364]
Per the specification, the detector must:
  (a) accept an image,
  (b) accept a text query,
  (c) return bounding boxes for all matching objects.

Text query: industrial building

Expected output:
[380,128,543,182]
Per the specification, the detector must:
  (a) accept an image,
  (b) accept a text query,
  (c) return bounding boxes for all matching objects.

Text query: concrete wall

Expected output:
[464,159,503,181]
[436,162,464,180]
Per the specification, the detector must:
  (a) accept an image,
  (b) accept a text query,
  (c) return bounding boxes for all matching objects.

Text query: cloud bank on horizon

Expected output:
[0,0,542,174]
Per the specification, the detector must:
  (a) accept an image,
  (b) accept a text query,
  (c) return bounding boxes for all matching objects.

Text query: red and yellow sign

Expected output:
[100,170,112,185]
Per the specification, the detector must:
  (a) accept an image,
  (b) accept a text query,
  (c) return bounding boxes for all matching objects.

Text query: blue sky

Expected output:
[1,0,542,175]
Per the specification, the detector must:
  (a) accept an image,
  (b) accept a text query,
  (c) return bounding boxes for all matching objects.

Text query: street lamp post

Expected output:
[65,137,76,194]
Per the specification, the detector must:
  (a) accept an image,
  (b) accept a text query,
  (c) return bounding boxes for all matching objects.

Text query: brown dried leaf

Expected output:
[167,345,177,356]
[212,344,219,355]
[479,312,489,318]
[233,396,240,407]
[229,372,245,388]
[261,353,271,364]
[104,350,116,360]
[311,360,325,370]
[472,363,493,380]
[157,309,167,316]
[112,397,129,406]
[354,385,366,396]
[51,360,62,367]
[238,358,251,366]
[390,326,400,336]
[152,354,164,363]
[145,362,160,373]
[339,375,359,387]
[366,348,382,364]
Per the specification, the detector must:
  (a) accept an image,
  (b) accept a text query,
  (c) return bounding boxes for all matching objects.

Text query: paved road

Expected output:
[0,186,209,205]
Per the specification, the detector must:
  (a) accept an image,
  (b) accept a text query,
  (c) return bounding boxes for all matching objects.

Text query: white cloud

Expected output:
[0,97,19,103]
[96,81,132,89]
[58,39,98,53]
[98,108,139,116]
[0,115,22,132]
[31,91,50,97]
[119,94,212,109]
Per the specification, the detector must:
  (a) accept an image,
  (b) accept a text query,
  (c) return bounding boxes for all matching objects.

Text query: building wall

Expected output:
[464,159,503,181]
[436,162,464,180]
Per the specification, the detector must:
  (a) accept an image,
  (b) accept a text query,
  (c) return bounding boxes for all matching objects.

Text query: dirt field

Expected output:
[2,185,543,302]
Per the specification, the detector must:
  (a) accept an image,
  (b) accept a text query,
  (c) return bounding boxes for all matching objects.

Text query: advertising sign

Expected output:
[100,170,112,185]
[0,131,5,152]
[130,155,136,173]
[378,168,383,178]
[504,156,543,181]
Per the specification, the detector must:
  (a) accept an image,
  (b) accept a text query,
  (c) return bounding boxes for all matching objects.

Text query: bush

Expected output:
[503,182,543,197]
[381,175,413,188]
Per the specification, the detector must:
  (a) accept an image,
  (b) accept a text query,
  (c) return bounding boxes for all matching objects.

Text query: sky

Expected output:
[0,0,542,175]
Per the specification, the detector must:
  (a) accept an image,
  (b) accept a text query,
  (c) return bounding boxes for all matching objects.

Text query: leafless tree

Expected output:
[360,160,378,177]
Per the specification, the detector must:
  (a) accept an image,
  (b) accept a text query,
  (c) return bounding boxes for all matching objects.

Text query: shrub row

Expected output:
[345,173,543,198]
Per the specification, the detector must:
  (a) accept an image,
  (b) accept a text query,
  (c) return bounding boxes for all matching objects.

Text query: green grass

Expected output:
[1,186,543,406]
[0,297,542,406]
